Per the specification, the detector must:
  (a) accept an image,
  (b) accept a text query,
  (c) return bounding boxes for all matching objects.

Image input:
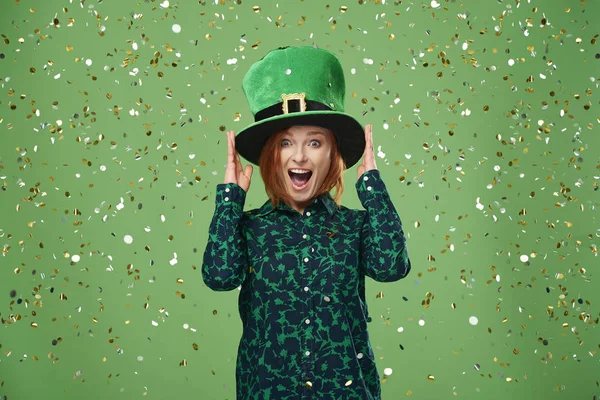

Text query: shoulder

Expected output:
[243,207,263,218]
[334,203,367,220]
[240,200,274,222]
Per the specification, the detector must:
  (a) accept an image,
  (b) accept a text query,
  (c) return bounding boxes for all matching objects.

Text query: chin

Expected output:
[290,192,313,203]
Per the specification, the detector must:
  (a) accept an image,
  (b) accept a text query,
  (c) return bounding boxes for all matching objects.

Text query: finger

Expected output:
[228,131,237,166]
[364,125,372,158]
[369,125,376,165]
[225,132,235,183]
[227,131,233,164]
[235,146,243,176]
[371,127,378,168]
[361,125,368,159]
[244,164,253,181]
[366,125,375,166]
[235,152,241,175]
[228,131,239,168]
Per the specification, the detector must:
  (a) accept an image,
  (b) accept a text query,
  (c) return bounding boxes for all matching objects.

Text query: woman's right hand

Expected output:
[224,130,253,193]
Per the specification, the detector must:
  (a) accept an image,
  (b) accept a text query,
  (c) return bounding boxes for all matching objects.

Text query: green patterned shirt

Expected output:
[202,169,411,399]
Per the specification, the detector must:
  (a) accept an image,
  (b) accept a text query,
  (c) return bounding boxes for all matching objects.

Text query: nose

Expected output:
[292,144,308,163]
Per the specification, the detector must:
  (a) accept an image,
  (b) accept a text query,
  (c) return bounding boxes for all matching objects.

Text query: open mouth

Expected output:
[288,168,313,190]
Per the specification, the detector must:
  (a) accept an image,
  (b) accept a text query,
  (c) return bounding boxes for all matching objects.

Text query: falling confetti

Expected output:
[0,1,597,399]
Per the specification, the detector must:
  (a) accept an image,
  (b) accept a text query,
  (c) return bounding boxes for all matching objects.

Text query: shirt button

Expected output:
[305,319,310,325]
[302,234,307,239]
[367,186,372,191]
[224,197,230,201]
[357,352,364,359]
[363,176,369,181]
[323,296,331,302]
[225,187,230,192]
[304,257,309,263]
[306,211,311,216]
[305,381,313,388]
[305,351,311,356]
[304,286,309,292]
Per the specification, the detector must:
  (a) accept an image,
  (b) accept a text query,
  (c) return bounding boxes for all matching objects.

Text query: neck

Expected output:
[290,203,305,214]
[287,199,308,215]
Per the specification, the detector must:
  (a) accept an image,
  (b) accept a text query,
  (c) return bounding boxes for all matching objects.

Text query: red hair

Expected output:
[258,127,346,210]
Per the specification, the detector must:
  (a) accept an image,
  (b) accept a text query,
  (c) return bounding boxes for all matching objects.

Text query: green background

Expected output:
[1,0,598,399]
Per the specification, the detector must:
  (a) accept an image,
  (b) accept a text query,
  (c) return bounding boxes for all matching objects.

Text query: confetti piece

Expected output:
[0,3,597,397]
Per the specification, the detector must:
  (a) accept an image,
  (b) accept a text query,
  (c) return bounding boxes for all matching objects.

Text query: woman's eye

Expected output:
[281,139,290,147]
[310,140,320,147]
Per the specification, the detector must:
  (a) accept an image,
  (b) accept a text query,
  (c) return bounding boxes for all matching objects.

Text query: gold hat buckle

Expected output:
[281,92,306,114]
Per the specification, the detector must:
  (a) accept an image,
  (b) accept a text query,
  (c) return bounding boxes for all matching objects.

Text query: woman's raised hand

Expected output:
[224,130,253,193]
[356,124,377,181]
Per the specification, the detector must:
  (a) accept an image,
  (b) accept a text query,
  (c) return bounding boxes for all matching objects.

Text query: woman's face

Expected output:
[278,125,332,213]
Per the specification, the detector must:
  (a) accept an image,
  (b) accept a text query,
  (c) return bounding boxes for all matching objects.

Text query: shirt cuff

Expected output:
[215,183,246,211]
[355,169,387,205]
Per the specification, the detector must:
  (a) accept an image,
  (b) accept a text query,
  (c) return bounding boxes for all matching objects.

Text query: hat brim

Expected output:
[235,111,366,168]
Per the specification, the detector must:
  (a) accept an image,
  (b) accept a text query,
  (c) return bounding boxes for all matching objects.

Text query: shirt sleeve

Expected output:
[201,183,249,291]
[356,169,411,282]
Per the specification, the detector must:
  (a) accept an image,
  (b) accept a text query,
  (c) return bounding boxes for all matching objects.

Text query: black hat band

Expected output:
[254,99,332,122]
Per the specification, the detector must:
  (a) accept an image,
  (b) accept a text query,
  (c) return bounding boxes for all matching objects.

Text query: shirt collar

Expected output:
[255,192,338,217]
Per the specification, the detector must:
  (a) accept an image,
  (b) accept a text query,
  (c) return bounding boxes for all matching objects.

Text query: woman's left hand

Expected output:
[357,124,377,181]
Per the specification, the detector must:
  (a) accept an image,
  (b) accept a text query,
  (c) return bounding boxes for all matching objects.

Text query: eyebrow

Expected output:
[282,130,326,137]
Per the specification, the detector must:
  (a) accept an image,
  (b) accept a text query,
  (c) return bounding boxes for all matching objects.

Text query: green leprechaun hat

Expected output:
[235,45,365,169]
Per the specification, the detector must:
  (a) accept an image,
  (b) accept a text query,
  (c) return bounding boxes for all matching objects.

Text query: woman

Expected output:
[202,46,411,399]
